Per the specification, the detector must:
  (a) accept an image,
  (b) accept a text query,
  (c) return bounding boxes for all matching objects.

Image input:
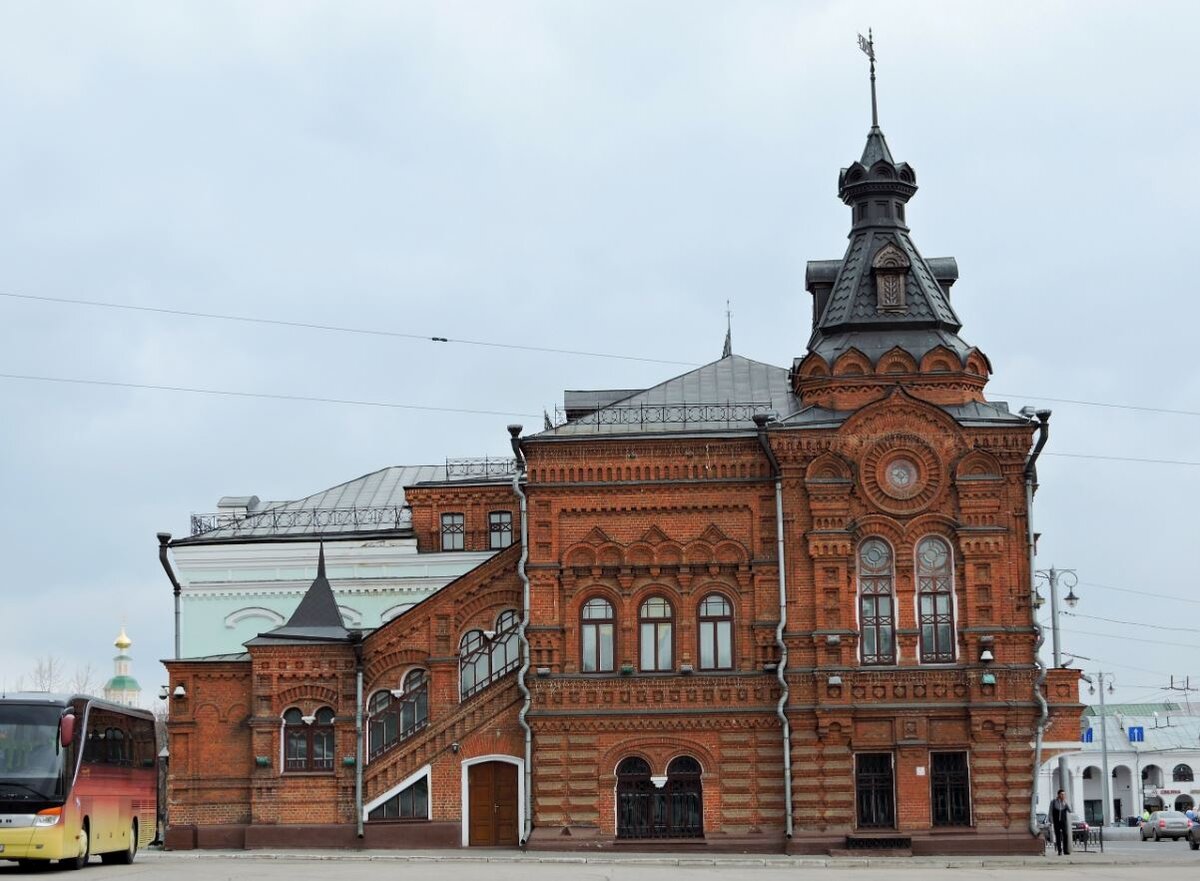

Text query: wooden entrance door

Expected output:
[468,761,519,846]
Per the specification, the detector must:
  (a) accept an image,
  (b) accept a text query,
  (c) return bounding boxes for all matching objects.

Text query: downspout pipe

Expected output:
[351,631,365,839]
[754,413,793,840]
[157,533,183,660]
[508,425,533,847]
[1023,409,1051,837]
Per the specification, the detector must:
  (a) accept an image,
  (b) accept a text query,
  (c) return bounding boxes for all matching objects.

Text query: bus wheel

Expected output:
[61,820,89,870]
[102,820,138,865]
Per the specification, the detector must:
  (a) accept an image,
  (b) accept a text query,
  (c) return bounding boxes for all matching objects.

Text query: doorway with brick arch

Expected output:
[466,760,519,846]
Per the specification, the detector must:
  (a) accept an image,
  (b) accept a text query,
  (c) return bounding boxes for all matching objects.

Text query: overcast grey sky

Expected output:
[1,1,1196,709]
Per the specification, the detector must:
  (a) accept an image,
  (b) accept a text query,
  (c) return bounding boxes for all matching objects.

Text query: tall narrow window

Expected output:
[441,512,465,551]
[581,597,615,672]
[459,611,521,700]
[931,751,971,826]
[639,597,673,672]
[697,594,733,671]
[491,610,520,676]
[916,536,955,663]
[488,511,513,549]
[857,539,896,665]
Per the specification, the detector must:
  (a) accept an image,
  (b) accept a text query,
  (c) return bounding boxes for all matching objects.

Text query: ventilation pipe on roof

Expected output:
[508,424,533,847]
[754,413,793,840]
[157,532,183,659]
[1023,409,1051,838]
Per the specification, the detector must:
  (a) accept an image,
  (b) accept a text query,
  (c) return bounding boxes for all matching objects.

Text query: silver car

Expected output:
[1141,810,1192,841]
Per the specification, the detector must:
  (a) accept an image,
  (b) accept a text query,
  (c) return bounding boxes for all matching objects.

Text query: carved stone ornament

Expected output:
[872,241,910,313]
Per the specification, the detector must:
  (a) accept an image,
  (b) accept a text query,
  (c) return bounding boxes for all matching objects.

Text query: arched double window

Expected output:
[615,755,703,839]
[916,536,955,663]
[698,593,733,671]
[283,706,335,772]
[1174,763,1194,782]
[368,669,429,761]
[639,596,674,672]
[581,597,615,673]
[857,539,896,665]
[459,610,521,699]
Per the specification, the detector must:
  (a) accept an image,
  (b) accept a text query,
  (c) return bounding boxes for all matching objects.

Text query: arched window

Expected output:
[284,706,335,772]
[916,536,955,663]
[581,597,615,673]
[664,756,704,839]
[1173,763,1194,782]
[697,594,733,671]
[857,539,896,665]
[639,596,674,672]
[616,756,703,839]
[368,670,430,761]
[460,611,521,700]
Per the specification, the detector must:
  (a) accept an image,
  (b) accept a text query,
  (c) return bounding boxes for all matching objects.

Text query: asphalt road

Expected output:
[1,842,1196,879]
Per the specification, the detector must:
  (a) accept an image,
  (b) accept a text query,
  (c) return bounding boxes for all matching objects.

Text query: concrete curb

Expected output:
[142,848,1200,869]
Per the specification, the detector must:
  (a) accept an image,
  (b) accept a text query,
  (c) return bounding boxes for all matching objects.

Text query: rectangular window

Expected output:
[640,622,672,672]
[488,511,513,549]
[441,513,465,551]
[930,751,971,826]
[855,753,895,829]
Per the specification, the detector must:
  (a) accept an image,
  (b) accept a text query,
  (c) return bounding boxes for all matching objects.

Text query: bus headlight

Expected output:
[34,808,62,826]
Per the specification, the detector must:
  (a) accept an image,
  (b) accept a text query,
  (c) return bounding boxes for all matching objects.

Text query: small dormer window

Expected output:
[872,242,911,313]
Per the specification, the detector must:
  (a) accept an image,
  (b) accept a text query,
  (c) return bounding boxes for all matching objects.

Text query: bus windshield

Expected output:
[0,704,66,802]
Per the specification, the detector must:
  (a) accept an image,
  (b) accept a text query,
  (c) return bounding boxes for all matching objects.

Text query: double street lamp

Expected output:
[1033,567,1080,816]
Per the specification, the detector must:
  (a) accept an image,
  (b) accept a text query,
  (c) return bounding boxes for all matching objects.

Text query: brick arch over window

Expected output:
[275,684,339,713]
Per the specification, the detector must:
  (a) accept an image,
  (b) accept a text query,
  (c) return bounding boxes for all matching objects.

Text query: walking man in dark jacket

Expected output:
[1050,789,1073,855]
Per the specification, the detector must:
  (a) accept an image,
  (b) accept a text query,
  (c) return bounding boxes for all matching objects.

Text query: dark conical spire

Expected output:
[246,542,349,645]
[722,300,732,358]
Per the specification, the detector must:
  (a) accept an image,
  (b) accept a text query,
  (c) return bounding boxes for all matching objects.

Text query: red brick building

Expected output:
[163,114,1082,855]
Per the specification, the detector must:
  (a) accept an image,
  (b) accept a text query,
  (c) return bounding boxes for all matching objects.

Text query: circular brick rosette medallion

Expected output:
[861,434,943,515]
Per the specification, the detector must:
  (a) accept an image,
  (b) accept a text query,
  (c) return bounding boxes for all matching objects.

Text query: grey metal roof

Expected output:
[940,399,1027,426]
[177,464,447,544]
[1081,712,1200,753]
[537,354,802,438]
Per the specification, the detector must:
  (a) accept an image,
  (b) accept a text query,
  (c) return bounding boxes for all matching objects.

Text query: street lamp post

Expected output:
[1082,671,1116,827]
[1034,566,1079,805]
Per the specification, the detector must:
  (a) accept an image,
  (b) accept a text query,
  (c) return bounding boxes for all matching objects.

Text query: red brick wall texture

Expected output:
[165,387,1081,854]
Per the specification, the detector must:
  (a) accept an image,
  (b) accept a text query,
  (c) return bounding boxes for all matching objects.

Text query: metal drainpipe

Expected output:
[754,414,793,839]
[508,425,533,847]
[1023,409,1051,837]
[352,633,365,838]
[157,533,183,659]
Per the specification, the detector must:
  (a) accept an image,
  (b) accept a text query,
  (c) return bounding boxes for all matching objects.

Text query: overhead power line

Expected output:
[1079,580,1200,606]
[0,291,698,367]
[992,392,1200,419]
[0,372,540,418]
[1063,611,1200,633]
[1058,625,1197,651]
[1043,452,1200,467]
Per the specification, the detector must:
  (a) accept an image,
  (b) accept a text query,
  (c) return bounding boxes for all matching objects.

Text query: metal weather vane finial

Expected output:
[858,29,878,128]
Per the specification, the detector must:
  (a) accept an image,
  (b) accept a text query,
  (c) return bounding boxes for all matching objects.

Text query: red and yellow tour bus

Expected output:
[0,692,157,868]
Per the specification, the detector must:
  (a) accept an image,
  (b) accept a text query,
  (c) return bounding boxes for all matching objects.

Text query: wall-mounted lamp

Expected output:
[827,675,843,687]
[980,673,997,686]
[825,634,841,646]
[450,742,460,754]
[172,684,187,698]
[980,649,995,663]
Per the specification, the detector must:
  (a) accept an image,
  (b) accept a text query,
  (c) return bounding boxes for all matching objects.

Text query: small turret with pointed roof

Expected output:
[245,543,350,645]
[794,33,991,411]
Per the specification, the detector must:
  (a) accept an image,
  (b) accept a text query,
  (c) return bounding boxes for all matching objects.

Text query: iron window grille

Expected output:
[916,536,955,663]
[488,511,514,550]
[580,597,615,673]
[441,512,465,551]
[459,611,521,700]
[639,597,674,672]
[1174,764,1194,782]
[697,593,733,671]
[930,751,971,826]
[283,707,335,772]
[855,752,896,829]
[616,755,704,839]
[367,775,430,821]
[857,539,896,665]
[367,669,429,761]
